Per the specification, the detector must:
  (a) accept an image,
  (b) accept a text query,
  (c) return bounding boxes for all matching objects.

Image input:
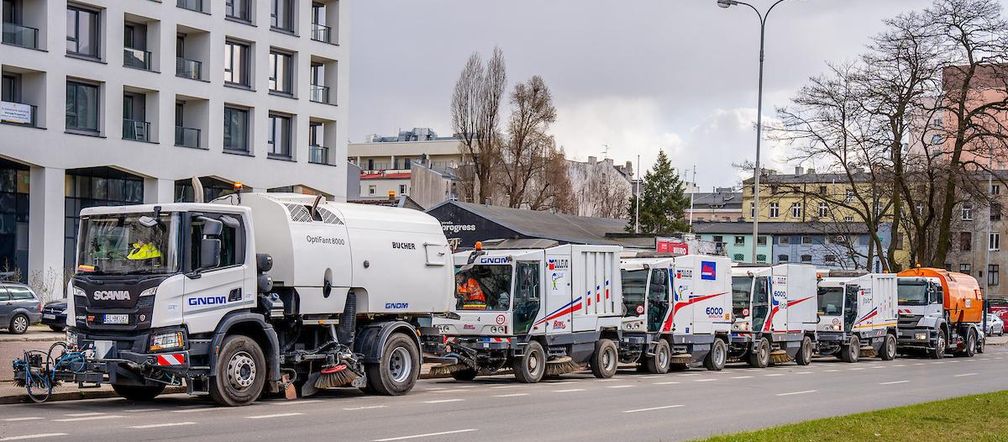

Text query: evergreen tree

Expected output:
[626,150,690,234]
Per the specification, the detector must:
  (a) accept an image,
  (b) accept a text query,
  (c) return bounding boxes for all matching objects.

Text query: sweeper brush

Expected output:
[769,350,792,365]
[314,364,359,389]
[860,347,878,358]
[428,363,467,377]
[545,356,581,376]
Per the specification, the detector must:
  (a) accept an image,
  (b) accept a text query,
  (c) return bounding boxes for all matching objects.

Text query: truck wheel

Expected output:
[794,336,813,366]
[704,339,727,371]
[880,334,897,361]
[451,368,478,381]
[747,338,770,368]
[366,333,420,396]
[9,314,29,334]
[962,330,977,358]
[647,340,671,374]
[930,329,947,359]
[112,383,166,401]
[210,335,266,406]
[590,339,619,379]
[840,336,860,363]
[512,341,545,383]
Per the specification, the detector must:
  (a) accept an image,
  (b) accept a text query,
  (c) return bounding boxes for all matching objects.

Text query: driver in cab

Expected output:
[456,273,487,310]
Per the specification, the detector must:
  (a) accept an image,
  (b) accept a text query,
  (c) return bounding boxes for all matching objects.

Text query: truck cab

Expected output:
[728,264,818,368]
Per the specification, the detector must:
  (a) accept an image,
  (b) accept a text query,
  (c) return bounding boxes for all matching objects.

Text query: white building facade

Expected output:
[0,0,350,291]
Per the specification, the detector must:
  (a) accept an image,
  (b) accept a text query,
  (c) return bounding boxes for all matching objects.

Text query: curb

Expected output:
[0,386,186,405]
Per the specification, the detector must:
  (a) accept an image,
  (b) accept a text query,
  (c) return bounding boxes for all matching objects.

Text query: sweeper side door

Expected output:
[541,251,573,336]
[513,260,543,336]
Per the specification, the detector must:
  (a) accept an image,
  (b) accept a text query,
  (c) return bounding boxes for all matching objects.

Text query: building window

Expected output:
[756,254,767,263]
[960,232,972,252]
[824,255,837,264]
[769,202,779,218]
[224,40,250,87]
[818,202,829,217]
[750,202,755,218]
[960,263,971,274]
[223,106,249,152]
[993,184,1002,195]
[991,233,1001,251]
[992,203,1002,222]
[399,184,407,195]
[368,185,376,196]
[267,113,292,158]
[931,134,943,145]
[843,216,854,222]
[65,80,99,133]
[122,92,149,142]
[123,22,150,70]
[845,190,854,203]
[311,2,332,43]
[732,253,744,262]
[962,203,973,221]
[778,254,789,262]
[757,236,767,246]
[713,235,723,244]
[271,0,294,31]
[990,265,1000,286]
[800,254,812,263]
[226,0,251,22]
[778,236,790,245]
[269,50,293,95]
[734,236,744,246]
[791,202,802,218]
[66,5,100,58]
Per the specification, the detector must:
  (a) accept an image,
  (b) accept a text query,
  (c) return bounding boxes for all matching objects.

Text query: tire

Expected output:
[209,335,267,406]
[880,334,897,361]
[512,340,545,383]
[365,333,420,396]
[747,338,770,368]
[930,329,947,359]
[840,335,860,363]
[646,340,671,374]
[704,339,728,371]
[451,368,478,381]
[962,330,977,358]
[590,339,619,379]
[794,336,813,366]
[112,383,166,401]
[48,325,65,332]
[9,314,29,334]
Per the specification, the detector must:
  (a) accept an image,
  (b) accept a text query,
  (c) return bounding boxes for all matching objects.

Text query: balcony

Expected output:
[123,119,152,142]
[311,23,331,43]
[124,47,153,71]
[175,126,201,149]
[310,84,330,104]
[176,0,203,12]
[0,101,38,127]
[176,57,203,80]
[309,145,330,165]
[2,22,39,49]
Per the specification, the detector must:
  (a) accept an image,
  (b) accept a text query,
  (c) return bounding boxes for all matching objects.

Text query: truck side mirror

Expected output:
[200,238,221,269]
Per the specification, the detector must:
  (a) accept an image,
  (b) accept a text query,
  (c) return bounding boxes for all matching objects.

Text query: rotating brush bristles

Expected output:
[314,364,359,389]
[545,356,581,376]
[428,363,467,377]
[769,350,792,365]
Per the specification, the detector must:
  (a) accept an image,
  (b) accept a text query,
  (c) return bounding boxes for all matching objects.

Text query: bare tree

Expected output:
[501,75,558,208]
[451,48,507,204]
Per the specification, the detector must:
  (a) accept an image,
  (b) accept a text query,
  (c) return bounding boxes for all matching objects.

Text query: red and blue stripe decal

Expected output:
[660,292,729,332]
[534,296,583,327]
[762,295,815,332]
[855,307,878,326]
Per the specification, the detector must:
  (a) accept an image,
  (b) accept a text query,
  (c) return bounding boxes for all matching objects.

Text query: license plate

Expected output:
[43,314,56,319]
[103,314,129,325]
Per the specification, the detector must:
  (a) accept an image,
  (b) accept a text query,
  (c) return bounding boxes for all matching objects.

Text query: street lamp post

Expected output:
[717,0,788,263]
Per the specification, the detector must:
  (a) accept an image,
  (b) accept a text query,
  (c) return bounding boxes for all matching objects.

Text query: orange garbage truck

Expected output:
[896,268,985,358]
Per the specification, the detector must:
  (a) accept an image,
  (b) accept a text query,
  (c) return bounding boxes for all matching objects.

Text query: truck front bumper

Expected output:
[67,328,200,384]
[896,328,936,349]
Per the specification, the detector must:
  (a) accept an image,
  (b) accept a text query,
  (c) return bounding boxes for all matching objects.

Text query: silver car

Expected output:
[1,283,43,334]
[985,314,1005,337]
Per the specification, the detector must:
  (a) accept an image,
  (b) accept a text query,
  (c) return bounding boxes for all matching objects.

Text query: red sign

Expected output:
[657,238,689,255]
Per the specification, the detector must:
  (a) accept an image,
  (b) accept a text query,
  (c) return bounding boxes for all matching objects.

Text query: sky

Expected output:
[347,0,997,190]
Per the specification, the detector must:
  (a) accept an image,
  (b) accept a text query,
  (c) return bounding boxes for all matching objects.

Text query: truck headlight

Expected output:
[72,286,86,298]
[915,332,927,341]
[149,330,186,352]
[140,287,157,297]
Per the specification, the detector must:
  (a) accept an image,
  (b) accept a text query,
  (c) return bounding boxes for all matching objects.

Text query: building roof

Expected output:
[428,201,629,245]
[691,191,742,210]
[742,172,873,185]
[691,221,872,235]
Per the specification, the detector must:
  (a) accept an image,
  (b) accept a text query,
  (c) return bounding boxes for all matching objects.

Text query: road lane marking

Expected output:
[344,405,388,411]
[607,385,635,388]
[489,385,518,389]
[3,417,44,422]
[65,413,104,417]
[871,365,887,369]
[730,376,753,379]
[637,375,664,379]
[552,388,586,393]
[653,381,680,385]
[170,408,213,413]
[0,434,69,441]
[848,367,865,371]
[892,364,906,367]
[130,422,196,429]
[776,390,816,397]
[598,378,621,382]
[423,399,465,404]
[54,415,121,422]
[432,389,469,393]
[623,405,685,414]
[546,381,577,385]
[374,429,478,441]
[764,373,784,377]
[694,379,717,382]
[272,399,321,406]
[125,409,161,413]
[954,372,978,377]
[880,380,909,385]
[493,393,529,397]
[824,369,840,373]
[796,371,813,375]
[246,412,304,419]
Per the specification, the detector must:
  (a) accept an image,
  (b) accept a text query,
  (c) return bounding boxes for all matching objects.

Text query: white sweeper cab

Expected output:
[430,241,624,383]
[815,271,899,362]
[619,254,733,373]
[59,192,454,406]
[729,264,818,368]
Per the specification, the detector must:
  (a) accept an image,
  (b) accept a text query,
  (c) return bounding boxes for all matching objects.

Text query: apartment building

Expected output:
[0,0,350,288]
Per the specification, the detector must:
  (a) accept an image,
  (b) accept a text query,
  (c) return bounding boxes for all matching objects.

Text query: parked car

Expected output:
[985,313,1004,337]
[41,300,68,332]
[0,283,42,334]
[989,298,1008,324]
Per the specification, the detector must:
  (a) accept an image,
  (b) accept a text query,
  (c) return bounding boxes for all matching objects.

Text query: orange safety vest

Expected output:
[458,278,486,304]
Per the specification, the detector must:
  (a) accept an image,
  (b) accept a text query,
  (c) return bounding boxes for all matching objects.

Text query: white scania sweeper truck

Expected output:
[816,272,898,362]
[729,264,818,367]
[429,242,624,383]
[619,254,733,373]
[57,192,453,406]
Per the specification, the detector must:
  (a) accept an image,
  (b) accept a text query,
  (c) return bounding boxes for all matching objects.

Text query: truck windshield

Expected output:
[897,282,929,306]
[622,269,647,317]
[732,276,752,317]
[77,213,179,275]
[455,265,512,311]
[818,287,844,316]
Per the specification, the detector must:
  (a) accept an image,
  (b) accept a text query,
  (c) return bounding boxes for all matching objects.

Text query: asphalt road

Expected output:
[2,347,1008,441]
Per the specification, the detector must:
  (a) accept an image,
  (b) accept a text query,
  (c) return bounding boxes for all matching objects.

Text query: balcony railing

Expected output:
[123,119,151,142]
[0,101,38,127]
[175,126,201,148]
[176,57,203,80]
[309,145,330,165]
[310,84,330,104]
[2,22,39,49]
[176,0,203,12]
[311,23,331,43]
[124,47,152,70]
